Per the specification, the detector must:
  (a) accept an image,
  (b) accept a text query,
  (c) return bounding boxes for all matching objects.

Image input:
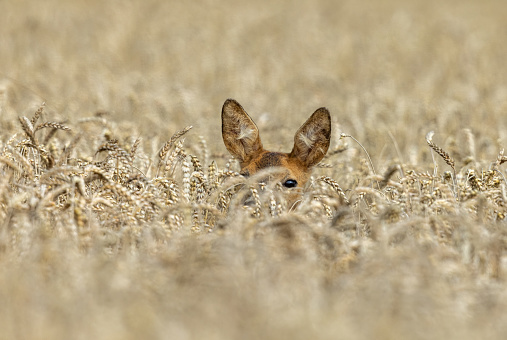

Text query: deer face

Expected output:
[221,99,331,207]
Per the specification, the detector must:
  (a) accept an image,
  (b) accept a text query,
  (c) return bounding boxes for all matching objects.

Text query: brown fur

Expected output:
[222,99,331,206]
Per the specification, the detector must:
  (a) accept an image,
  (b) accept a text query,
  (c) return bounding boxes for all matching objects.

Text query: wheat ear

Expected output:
[426,131,455,171]
[158,125,193,161]
[426,131,458,199]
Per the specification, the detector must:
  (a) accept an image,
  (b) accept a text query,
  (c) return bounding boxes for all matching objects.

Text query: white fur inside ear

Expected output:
[298,126,317,148]
[237,124,256,141]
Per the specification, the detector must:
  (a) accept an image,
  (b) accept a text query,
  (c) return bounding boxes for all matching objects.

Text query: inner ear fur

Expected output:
[290,107,331,167]
[221,99,263,163]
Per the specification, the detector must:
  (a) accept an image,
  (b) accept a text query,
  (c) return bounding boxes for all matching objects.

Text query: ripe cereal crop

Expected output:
[1,0,507,339]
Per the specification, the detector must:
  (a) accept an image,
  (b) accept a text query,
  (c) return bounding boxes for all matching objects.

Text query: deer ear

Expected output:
[290,107,331,167]
[222,99,263,163]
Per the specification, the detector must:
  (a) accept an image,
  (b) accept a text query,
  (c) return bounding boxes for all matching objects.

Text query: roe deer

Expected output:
[221,99,331,208]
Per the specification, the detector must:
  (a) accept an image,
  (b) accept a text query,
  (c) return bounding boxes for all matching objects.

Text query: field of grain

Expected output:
[1,0,507,339]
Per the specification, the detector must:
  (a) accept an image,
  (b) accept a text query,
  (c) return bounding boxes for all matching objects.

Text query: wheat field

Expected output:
[1,0,507,339]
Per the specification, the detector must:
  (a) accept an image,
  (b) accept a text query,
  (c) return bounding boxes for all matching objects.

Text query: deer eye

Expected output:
[283,179,298,188]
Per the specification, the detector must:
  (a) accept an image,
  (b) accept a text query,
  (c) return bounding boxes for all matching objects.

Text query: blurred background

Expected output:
[2,0,507,165]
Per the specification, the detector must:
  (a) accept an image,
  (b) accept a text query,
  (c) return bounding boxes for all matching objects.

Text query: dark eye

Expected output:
[283,179,298,188]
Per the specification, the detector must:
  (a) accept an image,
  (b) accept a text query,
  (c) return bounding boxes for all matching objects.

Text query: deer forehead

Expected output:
[242,151,310,181]
[256,152,285,168]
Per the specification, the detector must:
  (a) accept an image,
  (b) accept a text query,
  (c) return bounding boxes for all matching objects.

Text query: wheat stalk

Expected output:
[250,186,261,218]
[34,122,71,133]
[130,137,141,161]
[57,133,82,166]
[30,102,45,126]
[317,176,350,204]
[426,131,455,171]
[158,125,192,161]
[18,116,38,146]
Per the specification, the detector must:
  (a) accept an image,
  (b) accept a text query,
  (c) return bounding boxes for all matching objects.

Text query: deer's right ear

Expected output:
[222,99,263,163]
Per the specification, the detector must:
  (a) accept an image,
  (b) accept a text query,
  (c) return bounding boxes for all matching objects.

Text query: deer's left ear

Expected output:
[290,107,331,167]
